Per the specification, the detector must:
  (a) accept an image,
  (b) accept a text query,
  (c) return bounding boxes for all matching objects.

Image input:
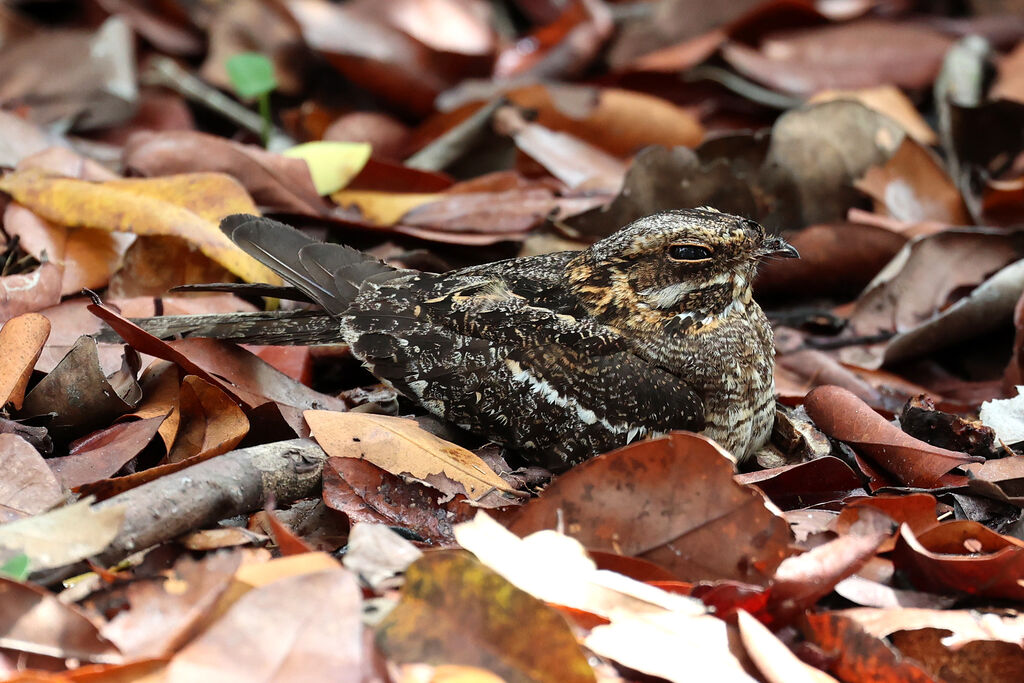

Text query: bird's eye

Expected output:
[667,243,712,262]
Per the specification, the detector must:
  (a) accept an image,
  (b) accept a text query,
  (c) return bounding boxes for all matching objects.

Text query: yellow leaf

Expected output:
[304,410,515,499]
[0,170,281,285]
[283,141,371,195]
[331,189,443,225]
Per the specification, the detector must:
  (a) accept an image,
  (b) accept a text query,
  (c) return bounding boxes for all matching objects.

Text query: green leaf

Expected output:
[0,553,30,581]
[226,52,277,99]
[283,141,373,195]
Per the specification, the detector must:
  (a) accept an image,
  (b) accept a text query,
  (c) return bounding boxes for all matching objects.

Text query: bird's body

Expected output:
[224,209,796,471]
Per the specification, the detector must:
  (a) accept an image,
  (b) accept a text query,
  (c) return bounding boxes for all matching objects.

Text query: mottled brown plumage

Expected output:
[223,209,797,471]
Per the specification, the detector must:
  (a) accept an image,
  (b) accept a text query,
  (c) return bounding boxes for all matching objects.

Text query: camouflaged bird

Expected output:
[223,209,798,471]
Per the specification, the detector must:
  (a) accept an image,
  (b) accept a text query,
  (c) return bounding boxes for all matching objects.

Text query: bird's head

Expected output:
[567,208,798,328]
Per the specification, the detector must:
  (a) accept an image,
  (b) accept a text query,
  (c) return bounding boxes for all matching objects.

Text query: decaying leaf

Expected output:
[376,550,595,683]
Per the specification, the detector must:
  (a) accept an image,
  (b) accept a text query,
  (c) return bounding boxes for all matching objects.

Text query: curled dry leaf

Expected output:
[767,508,892,625]
[892,521,1024,601]
[455,512,706,620]
[505,84,704,157]
[47,416,165,489]
[0,260,62,320]
[766,100,904,226]
[0,434,64,518]
[4,203,126,296]
[881,257,1024,367]
[493,106,625,193]
[305,410,516,501]
[734,456,865,511]
[376,550,595,683]
[844,229,1024,339]
[0,169,281,285]
[834,607,1024,650]
[0,312,50,409]
[20,336,141,443]
[165,375,248,464]
[341,522,422,592]
[506,433,793,584]
[0,576,121,665]
[809,86,937,146]
[804,386,981,488]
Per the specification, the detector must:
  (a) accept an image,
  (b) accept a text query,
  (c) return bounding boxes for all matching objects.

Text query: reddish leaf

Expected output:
[47,416,165,489]
[802,612,937,683]
[892,522,1024,601]
[804,386,982,488]
[735,456,865,510]
[506,433,793,584]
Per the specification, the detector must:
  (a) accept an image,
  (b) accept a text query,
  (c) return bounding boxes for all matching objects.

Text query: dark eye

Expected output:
[667,243,712,262]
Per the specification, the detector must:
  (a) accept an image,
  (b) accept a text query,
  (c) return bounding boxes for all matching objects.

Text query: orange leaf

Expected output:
[0,312,50,409]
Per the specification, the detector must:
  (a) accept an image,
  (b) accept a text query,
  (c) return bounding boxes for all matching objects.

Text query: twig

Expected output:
[94,438,328,565]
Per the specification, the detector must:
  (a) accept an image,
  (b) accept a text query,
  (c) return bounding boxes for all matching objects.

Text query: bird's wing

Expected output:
[345,273,704,469]
[223,214,403,315]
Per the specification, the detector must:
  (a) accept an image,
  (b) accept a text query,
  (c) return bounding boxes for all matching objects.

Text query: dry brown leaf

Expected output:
[0,312,50,409]
[165,376,248,464]
[168,568,362,682]
[809,86,937,146]
[0,434,64,517]
[506,433,793,584]
[0,169,280,285]
[0,576,121,665]
[305,410,515,500]
[856,137,970,225]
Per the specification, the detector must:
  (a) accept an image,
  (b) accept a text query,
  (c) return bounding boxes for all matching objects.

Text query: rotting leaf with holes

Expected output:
[305,410,517,501]
[804,386,982,488]
[376,550,595,683]
[505,433,793,584]
[323,457,478,544]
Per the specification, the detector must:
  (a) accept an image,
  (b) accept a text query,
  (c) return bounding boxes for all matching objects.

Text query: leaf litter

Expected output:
[2,2,1024,681]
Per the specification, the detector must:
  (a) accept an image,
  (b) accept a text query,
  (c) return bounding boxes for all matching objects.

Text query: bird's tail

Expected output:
[223,214,400,316]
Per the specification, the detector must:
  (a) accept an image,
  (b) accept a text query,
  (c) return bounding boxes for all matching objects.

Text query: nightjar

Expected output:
[223,209,797,471]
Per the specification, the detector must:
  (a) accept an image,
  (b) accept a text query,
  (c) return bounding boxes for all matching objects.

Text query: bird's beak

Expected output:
[762,236,799,259]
